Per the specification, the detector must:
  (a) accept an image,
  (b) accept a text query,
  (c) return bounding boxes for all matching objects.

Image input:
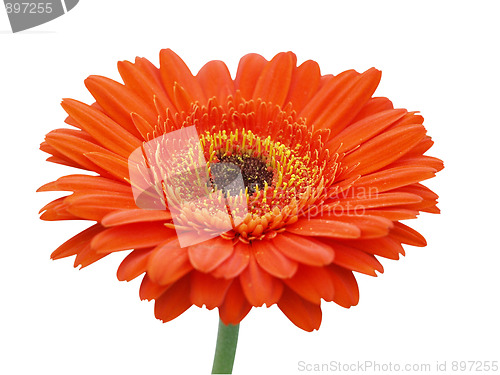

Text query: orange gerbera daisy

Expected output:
[39,50,443,336]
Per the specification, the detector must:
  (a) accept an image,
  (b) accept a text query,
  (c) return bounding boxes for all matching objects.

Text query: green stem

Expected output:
[211,319,240,374]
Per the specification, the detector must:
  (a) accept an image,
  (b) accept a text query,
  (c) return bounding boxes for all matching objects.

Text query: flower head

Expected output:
[39,50,443,331]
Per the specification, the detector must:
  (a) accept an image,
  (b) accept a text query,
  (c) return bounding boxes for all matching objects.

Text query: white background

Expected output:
[1,1,499,374]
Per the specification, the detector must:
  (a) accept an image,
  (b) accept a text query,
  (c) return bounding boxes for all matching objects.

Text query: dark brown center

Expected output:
[212,154,274,195]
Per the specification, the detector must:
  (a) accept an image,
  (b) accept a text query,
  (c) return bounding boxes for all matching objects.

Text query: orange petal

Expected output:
[211,242,250,279]
[84,152,130,182]
[190,272,233,309]
[362,208,419,221]
[84,75,157,137]
[390,222,427,247]
[421,205,441,214]
[318,74,334,88]
[410,135,435,156]
[154,275,192,322]
[102,209,171,227]
[117,58,174,115]
[328,109,407,153]
[284,60,321,113]
[239,252,283,307]
[389,111,424,129]
[37,174,131,194]
[336,237,405,260]
[286,218,361,239]
[397,183,439,201]
[354,166,437,194]
[277,287,322,332]
[197,60,235,102]
[341,123,427,176]
[329,243,384,276]
[51,224,104,260]
[39,197,77,221]
[313,68,382,135]
[234,53,268,99]
[44,127,102,145]
[284,265,335,303]
[325,264,359,308]
[44,130,118,174]
[403,199,440,213]
[147,238,192,285]
[253,52,296,107]
[44,156,83,170]
[388,155,444,172]
[40,141,87,170]
[218,280,252,325]
[187,237,234,273]
[130,112,156,141]
[325,214,394,239]
[329,191,423,211]
[351,97,394,122]
[139,274,170,301]
[171,81,196,112]
[63,101,104,130]
[117,248,153,281]
[271,232,335,266]
[61,99,141,158]
[253,240,298,278]
[393,184,440,213]
[74,244,108,268]
[159,48,206,106]
[299,69,359,123]
[91,222,176,254]
[65,192,137,221]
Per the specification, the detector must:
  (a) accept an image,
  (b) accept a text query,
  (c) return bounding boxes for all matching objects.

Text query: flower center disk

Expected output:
[153,94,340,242]
[215,154,273,195]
